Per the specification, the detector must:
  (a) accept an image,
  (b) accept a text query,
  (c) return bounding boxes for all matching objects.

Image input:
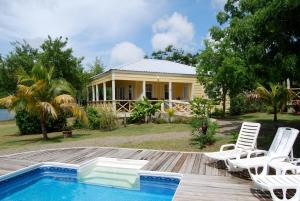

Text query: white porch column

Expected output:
[142,80,146,99]
[96,84,99,101]
[168,82,172,108]
[92,85,95,102]
[103,82,107,101]
[112,78,116,111]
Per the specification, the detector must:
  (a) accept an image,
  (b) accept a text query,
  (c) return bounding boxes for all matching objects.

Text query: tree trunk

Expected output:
[40,118,48,140]
[222,93,226,117]
[273,105,278,122]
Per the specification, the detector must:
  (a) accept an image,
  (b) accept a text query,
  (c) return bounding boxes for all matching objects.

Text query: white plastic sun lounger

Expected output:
[226,127,299,172]
[205,122,261,161]
[250,161,300,201]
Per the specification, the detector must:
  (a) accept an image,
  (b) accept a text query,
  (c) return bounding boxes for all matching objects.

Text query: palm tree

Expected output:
[248,83,294,121]
[0,64,87,140]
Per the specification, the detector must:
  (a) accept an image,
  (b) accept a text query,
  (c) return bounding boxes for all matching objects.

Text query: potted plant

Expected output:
[62,126,73,138]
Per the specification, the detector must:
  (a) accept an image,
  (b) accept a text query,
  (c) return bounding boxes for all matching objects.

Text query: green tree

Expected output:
[217,0,300,84]
[0,64,87,140]
[149,45,198,66]
[39,36,85,101]
[0,41,38,95]
[88,57,104,76]
[248,83,295,121]
[197,33,248,116]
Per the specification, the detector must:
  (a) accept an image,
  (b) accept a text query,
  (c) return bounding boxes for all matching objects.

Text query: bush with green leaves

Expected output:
[165,108,175,123]
[192,119,218,149]
[190,97,213,118]
[230,130,239,143]
[96,104,117,131]
[130,98,161,123]
[86,106,100,129]
[15,110,67,135]
[72,117,85,129]
[15,110,41,134]
[230,93,266,115]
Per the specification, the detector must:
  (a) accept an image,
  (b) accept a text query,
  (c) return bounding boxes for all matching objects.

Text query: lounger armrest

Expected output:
[220,144,236,152]
[247,150,267,158]
[268,156,290,163]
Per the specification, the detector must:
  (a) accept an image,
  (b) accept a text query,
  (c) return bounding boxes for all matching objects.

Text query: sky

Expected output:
[0,0,226,69]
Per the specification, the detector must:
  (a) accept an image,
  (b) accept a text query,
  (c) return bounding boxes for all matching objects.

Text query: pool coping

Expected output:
[0,161,183,183]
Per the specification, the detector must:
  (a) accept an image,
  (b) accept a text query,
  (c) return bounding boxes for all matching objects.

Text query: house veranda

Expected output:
[87,59,205,115]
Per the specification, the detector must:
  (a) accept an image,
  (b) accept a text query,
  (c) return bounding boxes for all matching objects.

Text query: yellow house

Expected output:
[88,59,205,114]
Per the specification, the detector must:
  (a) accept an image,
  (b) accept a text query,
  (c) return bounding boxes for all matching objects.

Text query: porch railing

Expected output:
[88,100,192,115]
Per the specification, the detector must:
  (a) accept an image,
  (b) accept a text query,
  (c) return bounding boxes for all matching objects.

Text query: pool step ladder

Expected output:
[78,157,148,190]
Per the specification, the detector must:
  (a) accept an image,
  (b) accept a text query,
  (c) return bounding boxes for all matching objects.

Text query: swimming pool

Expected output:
[0,164,180,201]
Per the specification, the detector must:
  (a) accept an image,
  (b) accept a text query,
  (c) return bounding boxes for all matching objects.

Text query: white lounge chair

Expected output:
[226,127,299,172]
[250,161,300,201]
[204,122,261,161]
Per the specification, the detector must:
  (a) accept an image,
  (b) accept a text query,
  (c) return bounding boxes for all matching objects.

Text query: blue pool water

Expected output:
[0,166,180,201]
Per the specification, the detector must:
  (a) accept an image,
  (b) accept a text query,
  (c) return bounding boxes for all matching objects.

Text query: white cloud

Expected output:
[110,42,145,66]
[151,12,195,51]
[0,0,164,64]
[211,0,227,10]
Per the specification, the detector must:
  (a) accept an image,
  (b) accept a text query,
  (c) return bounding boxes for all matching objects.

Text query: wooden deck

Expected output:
[0,147,271,201]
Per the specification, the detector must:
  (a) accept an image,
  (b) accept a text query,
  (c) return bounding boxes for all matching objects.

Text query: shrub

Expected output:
[229,93,266,115]
[192,120,218,149]
[46,111,67,132]
[15,110,41,134]
[96,104,117,130]
[86,106,100,129]
[165,108,175,123]
[15,110,67,135]
[230,130,239,143]
[190,98,213,118]
[229,94,245,115]
[72,117,85,129]
[130,98,161,123]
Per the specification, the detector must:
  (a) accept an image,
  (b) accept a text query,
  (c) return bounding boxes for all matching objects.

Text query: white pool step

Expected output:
[78,157,148,189]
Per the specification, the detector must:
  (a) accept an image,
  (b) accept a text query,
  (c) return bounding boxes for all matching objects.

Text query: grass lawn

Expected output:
[119,135,232,152]
[0,120,193,152]
[235,112,300,122]
[0,112,298,155]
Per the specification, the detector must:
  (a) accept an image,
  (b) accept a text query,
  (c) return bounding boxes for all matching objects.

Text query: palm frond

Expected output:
[60,103,88,125]
[16,68,33,84]
[50,79,75,97]
[17,84,33,96]
[0,95,15,108]
[54,94,75,104]
[38,102,58,119]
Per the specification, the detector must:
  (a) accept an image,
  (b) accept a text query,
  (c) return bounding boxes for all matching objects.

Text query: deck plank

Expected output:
[0,147,271,201]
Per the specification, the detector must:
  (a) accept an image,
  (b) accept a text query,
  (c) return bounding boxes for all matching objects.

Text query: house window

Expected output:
[146,84,152,99]
[164,84,169,99]
[128,85,133,100]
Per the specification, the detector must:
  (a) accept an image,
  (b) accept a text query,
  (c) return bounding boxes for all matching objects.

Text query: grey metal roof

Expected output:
[111,59,196,75]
